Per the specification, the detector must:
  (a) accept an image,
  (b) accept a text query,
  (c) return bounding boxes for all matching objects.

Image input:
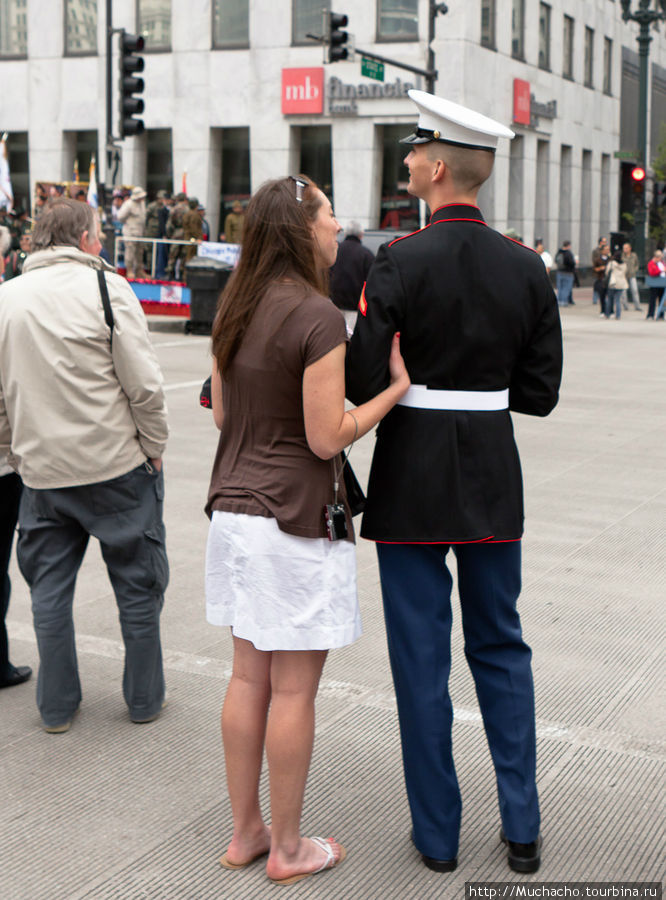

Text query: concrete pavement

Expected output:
[2,288,665,899]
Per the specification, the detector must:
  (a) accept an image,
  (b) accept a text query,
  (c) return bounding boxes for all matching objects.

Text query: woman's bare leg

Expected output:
[221,635,272,864]
[265,649,343,881]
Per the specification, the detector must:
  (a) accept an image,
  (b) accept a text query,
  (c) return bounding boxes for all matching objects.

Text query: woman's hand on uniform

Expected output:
[389,333,410,393]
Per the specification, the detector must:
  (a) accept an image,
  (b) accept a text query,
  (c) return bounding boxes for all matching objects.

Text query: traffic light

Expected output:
[328,12,349,63]
[119,31,145,139]
[630,165,646,195]
[655,181,666,207]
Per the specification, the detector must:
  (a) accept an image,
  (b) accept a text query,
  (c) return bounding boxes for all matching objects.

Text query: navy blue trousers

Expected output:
[377,541,540,860]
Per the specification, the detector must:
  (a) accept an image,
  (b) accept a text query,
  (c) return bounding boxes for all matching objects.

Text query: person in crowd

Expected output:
[145,190,169,278]
[9,207,31,250]
[198,204,210,241]
[118,186,148,279]
[329,221,375,333]
[0,197,169,733]
[555,239,576,307]
[165,192,189,279]
[592,236,610,315]
[604,249,628,319]
[206,174,409,884]
[0,462,32,689]
[110,190,124,229]
[182,197,203,263]
[346,90,562,875]
[221,199,244,244]
[646,248,666,320]
[3,232,31,280]
[622,242,642,311]
[535,239,553,276]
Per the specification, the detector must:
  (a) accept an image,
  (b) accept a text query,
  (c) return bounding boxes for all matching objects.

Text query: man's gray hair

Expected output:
[32,198,97,251]
[345,221,363,238]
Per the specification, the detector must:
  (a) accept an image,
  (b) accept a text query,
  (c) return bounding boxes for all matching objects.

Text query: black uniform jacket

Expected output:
[345,203,563,544]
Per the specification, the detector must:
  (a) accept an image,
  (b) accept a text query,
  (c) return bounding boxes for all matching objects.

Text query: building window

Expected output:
[380,125,419,231]
[508,135,524,239]
[293,0,329,46]
[603,37,612,94]
[558,144,572,246]
[214,126,251,240]
[579,149,592,265]
[535,140,550,245]
[146,128,172,198]
[138,0,171,51]
[512,0,525,60]
[0,0,28,57]
[480,0,496,50]
[213,0,249,49]
[563,15,574,80]
[65,0,97,56]
[584,26,594,87]
[377,0,418,42]
[63,129,98,188]
[298,126,332,199]
[538,3,551,71]
[4,131,29,211]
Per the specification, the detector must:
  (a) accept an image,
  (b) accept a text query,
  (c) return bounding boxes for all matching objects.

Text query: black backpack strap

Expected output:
[97,268,114,349]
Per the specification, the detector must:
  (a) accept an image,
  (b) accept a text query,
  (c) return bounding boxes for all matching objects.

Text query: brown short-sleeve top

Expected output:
[206,281,353,541]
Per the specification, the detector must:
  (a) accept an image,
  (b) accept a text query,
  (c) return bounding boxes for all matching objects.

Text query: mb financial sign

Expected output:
[282,67,415,116]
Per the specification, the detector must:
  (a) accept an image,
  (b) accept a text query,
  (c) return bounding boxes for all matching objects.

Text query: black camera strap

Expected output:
[331,411,359,504]
[97,268,115,350]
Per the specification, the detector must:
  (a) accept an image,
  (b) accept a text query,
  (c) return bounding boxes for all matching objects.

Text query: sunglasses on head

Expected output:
[289,176,307,203]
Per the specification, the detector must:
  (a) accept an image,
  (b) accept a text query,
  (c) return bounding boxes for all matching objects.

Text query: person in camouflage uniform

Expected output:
[165,192,189,280]
[144,190,169,278]
[182,198,203,264]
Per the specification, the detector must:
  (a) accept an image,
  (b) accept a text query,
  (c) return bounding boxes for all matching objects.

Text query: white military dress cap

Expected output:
[400,90,515,151]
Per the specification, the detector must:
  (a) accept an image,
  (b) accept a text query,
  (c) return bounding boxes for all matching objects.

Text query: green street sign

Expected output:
[614,150,638,160]
[361,57,385,82]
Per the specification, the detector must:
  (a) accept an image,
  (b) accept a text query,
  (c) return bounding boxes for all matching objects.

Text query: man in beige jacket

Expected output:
[0,198,169,733]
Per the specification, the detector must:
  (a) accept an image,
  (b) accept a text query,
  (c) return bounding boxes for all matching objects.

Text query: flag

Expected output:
[73,159,79,183]
[87,155,98,208]
[181,169,187,195]
[0,133,13,211]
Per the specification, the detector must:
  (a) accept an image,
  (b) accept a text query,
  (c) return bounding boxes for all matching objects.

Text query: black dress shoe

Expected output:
[422,854,458,872]
[500,828,542,873]
[0,664,33,688]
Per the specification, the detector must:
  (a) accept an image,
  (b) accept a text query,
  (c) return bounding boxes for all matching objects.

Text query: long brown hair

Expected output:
[211,175,327,375]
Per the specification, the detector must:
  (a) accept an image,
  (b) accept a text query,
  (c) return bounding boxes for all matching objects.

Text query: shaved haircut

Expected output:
[426,142,495,193]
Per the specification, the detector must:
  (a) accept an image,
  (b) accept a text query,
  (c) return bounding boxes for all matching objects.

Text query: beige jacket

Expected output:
[0,246,168,489]
[605,259,628,291]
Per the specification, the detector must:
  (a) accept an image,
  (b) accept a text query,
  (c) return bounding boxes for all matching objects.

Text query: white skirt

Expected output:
[205,510,361,651]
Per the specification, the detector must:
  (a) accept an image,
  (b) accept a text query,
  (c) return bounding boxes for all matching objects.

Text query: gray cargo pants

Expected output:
[17,462,168,728]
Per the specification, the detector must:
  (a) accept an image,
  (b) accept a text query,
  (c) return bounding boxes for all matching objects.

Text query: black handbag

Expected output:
[200,375,212,408]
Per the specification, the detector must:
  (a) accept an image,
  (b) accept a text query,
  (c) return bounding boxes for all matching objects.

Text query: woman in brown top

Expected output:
[206,175,410,884]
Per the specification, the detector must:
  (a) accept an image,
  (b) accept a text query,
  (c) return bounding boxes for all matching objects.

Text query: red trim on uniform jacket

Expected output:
[388,225,429,247]
[431,218,488,228]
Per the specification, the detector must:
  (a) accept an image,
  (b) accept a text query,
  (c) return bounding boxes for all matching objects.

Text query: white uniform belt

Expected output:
[397,385,509,411]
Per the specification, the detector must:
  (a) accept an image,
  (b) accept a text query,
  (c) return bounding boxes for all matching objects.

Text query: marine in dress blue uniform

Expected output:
[346,91,563,874]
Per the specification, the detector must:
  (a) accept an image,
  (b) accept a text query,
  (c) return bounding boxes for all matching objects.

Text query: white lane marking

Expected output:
[9,623,662,762]
[164,380,206,392]
[152,339,209,348]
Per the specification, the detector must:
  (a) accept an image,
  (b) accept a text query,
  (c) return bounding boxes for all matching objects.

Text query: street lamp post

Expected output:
[620,0,666,272]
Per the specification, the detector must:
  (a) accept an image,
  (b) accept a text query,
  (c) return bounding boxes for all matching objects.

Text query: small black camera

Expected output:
[324,503,348,541]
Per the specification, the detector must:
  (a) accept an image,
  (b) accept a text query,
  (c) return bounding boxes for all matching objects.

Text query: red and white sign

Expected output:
[513,78,531,126]
[282,68,324,115]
